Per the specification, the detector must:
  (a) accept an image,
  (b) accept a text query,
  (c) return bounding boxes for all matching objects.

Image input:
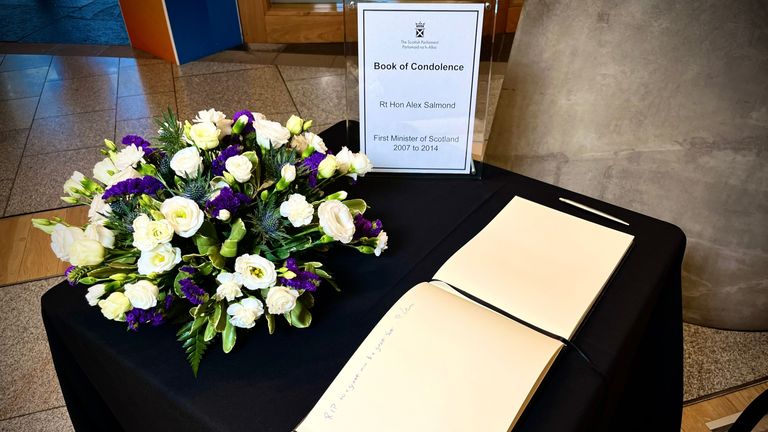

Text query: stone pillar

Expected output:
[487,0,768,330]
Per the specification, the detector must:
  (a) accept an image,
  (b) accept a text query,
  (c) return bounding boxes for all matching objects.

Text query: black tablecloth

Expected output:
[41,122,686,432]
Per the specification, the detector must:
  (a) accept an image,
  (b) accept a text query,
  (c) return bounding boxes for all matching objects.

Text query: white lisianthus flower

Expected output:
[63,171,86,197]
[85,284,107,306]
[107,167,141,186]
[305,132,327,154]
[131,214,174,251]
[189,122,221,149]
[374,231,389,257]
[285,115,304,135]
[351,153,374,178]
[193,108,233,135]
[216,209,231,222]
[225,155,253,183]
[254,117,290,149]
[88,193,111,224]
[215,272,244,301]
[123,280,160,309]
[113,144,145,171]
[51,224,85,262]
[335,147,353,174]
[289,134,308,153]
[92,158,118,184]
[279,194,314,227]
[234,254,277,290]
[170,146,203,179]
[160,196,204,238]
[68,238,105,266]
[98,292,131,321]
[85,223,115,249]
[317,200,355,243]
[281,164,296,182]
[226,297,265,328]
[137,243,181,275]
[265,286,300,315]
[317,154,337,179]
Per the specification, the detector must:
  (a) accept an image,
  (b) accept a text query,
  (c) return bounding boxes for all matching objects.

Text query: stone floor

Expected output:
[0,0,128,45]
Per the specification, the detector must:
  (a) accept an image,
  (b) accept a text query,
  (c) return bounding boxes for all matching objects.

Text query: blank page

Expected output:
[433,197,634,340]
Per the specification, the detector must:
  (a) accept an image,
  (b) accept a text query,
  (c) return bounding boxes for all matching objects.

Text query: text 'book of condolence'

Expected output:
[295,196,635,432]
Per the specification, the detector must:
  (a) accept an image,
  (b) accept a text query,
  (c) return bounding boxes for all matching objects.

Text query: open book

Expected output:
[296,197,634,432]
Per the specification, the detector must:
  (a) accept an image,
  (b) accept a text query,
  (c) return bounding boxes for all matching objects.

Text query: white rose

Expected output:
[265,286,300,315]
[92,158,117,184]
[317,154,337,179]
[216,209,231,222]
[160,196,204,238]
[98,292,132,321]
[68,238,105,266]
[63,171,86,197]
[375,231,388,257]
[113,144,145,170]
[51,224,85,262]
[137,243,181,275]
[351,153,373,178]
[279,194,314,227]
[85,284,107,306]
[107,167,141,186]
[85,223,115,249]
[189,122,221,149]
[335,147,353,174]
[305,132,327,154]
[170,146,203,179]
[285,115,304,135]
[225,155,253,183]
[289,134,308,153]
[123,280,160,309]
[318,200,355,243]
[131,214,174,251]
[281,164,296,182]
[215,272,244,301]
[234,254,277,290]
[88,193,111,224]
[226,297,265,328]
[254,117,290,149]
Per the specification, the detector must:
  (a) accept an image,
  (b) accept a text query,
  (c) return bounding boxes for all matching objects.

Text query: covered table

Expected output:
[41,123,686,432]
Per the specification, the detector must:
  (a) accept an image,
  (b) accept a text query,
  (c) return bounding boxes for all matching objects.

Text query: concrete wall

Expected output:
[487,0,768,330]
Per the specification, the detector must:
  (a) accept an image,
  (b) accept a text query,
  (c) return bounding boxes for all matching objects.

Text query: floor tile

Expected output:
[0,98,38,131]
[0,44,58,56]
[5,147,104,215]
[285,75,345,126]
[116,91,176,121]
[21,17,129,46]
[47,44,108,57]
[36,74,117,118]
[46,56,118,81]
[0,67,47,100]
[273,53,335,68]
[0,406,73,432]
[0,277,67,420]
[118,57,165,68]
[202,50,278,65]
[0,55,51,73]
[25,110,114,155]
[0,129,27,180]
[117,62,173,97]
[174,67,295,119]
[103,46,157,60]
[0,179,12,215]
[115,117,160,142]
[278,65,343,81]
[172,61,269,78]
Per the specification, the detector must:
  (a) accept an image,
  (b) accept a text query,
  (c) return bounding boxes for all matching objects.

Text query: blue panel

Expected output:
[164,0,243,64]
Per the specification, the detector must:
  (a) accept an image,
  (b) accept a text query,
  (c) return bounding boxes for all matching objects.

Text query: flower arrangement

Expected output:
[33,109,387,375]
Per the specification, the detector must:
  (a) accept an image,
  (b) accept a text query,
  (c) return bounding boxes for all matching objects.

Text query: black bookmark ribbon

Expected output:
[431,279,605,381]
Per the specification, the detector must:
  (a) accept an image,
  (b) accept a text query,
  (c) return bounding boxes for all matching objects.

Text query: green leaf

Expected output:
[176,319,212,377]
[215,303,228,332]
[285,302,312,328]
[78,277,99,285]
[342,199,368,215]
[203,320,216,342]
[266,313,276,335]
[300,291,315,309]
[194,221,219,255]
[222,320,236,353]
[220,218,246,258]
[207,246,226,269]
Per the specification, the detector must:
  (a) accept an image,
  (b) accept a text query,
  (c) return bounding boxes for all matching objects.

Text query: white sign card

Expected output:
[357,2,484,174]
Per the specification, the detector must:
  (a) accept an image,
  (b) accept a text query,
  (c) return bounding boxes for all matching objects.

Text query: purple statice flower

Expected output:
[126,307,165,331]
[206,187,250,218]
[278,258,321,292]
[301,151,328,187]
[232,110,256,135]
[102,176,164,200]
[353,214,383,240]
[65,265,77,286]
[211,144,242,176]
[179,278,206,305]
[179,266,197,275]
[164,294,175,310]
[122,135,154,155]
